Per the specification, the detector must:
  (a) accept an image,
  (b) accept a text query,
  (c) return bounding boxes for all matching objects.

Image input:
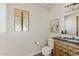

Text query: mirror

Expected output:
[64,3,79,36]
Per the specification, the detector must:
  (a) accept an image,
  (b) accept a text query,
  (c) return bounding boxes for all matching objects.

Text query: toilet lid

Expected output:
[42,46,52,52]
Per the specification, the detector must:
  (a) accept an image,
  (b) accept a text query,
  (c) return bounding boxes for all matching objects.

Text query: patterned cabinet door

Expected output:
[53,39,79,56]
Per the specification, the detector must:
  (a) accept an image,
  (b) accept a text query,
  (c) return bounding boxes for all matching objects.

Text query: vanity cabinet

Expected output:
[53,39,79,56]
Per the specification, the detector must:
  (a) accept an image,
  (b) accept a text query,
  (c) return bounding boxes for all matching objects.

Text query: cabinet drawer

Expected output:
[73,48,79,55]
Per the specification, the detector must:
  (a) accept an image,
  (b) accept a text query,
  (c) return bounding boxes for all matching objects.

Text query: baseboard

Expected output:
[0,52,8,56]
[25,51,41,56]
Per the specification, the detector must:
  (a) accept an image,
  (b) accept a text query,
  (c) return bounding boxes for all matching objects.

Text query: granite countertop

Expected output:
[52,37,79,44]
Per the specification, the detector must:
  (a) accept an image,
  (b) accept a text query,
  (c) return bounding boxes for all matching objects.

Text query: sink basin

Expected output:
[58,36,72,39]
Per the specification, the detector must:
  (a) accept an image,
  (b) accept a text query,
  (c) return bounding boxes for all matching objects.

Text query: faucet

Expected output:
[72,37,75,40]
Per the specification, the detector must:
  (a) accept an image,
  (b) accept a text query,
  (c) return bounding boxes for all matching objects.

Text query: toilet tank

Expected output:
[48,38,54,49]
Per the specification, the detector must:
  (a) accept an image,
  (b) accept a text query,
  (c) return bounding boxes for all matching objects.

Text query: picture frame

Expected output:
[50,18,59,33]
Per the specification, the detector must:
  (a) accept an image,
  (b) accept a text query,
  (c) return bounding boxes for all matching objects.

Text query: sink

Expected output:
[53,36,79,44]
[58,36,72,39]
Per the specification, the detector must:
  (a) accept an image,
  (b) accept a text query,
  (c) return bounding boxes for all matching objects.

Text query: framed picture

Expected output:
[14,8,29,32]
[50,18,59,33]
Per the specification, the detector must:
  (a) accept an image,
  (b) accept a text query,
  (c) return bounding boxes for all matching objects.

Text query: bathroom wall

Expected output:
[49,4,65,37]
[0,3,7,55]
[7,3,50,56]
[0,3,7,32]
[0,3,65,56]
[48,4,65,49]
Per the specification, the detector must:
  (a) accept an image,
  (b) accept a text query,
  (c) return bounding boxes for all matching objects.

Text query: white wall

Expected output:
[0,3,65,56]
[49,4,64,37]
[0,3,7,32]
[7,3,50,56]
[0,3,7,55]
[48,4,64,49]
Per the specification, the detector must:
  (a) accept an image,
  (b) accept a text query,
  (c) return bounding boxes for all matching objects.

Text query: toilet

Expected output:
[41,38,53,56]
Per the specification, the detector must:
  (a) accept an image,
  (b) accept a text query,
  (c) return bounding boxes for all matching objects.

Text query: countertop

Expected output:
[52,37,79,45]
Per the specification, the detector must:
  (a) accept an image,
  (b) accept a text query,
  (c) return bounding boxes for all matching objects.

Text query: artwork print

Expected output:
[50,19,59,33]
